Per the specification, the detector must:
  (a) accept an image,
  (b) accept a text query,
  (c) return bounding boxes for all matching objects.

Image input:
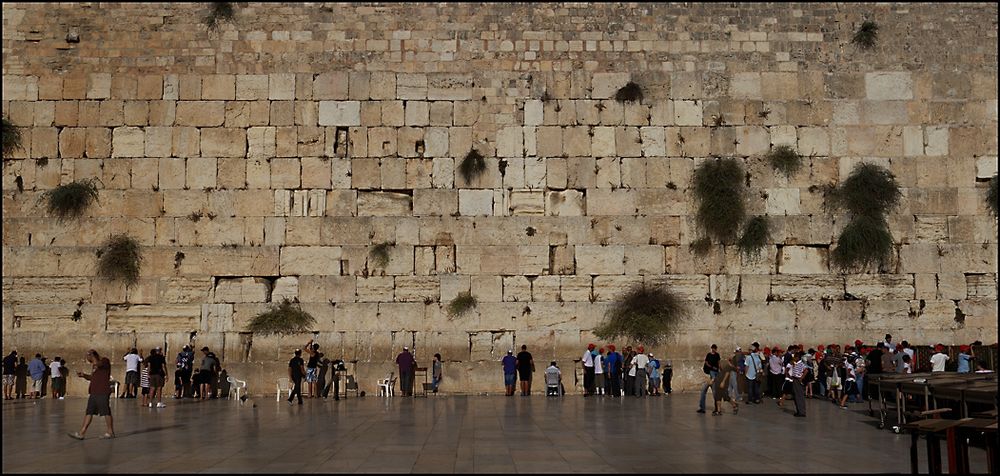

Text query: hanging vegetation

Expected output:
[614,81,644,104]
[852,20,879,50]
[447,292,477,318]
[369,241,393,268]
[737,215,770,260]
[827,162,902,272]
[593,283,689,346]
[205,2,235,30]
[766,145,803,178]
[96,234,143,287]
[42,179,100,221]
[458,148,487,184]
[987,174,998,217]
[246,298,316,335]
[692,157,747,244]
[2,116,23,157]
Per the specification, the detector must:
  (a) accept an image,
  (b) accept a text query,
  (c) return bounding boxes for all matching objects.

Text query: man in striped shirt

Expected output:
[789,352,807,417]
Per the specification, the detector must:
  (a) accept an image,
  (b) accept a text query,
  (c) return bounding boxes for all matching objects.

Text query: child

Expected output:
[901,354,912,374]
[839,354,859,409]
[139,361,151,407]
[662,360,673,395]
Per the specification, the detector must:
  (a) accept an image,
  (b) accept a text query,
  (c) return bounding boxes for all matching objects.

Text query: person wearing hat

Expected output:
[605,345,622,397]
[581,343,596,396]
[662,358,673,395]
[930,344,949,372]
[957,345,973,373]
[287,349,305,405]
[629,346,650,397]
[594,347,606,396]
[198,347,220,401]
[646,353,661,396]
[728,347,744,403]
[395,346,417,397]
[501,350,517,396]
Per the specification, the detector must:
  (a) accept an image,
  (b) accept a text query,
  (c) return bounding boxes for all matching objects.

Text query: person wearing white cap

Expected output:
[728,347,744,403]
[395,346,417,397]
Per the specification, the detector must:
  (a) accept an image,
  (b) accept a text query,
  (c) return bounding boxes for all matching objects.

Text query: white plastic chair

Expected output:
[110,380,120,399]
[276,377,291,401]
[377,373,395,397]
[227,376,247,401]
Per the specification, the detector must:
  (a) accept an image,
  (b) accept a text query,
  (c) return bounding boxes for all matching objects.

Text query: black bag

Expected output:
[703,363,712,375]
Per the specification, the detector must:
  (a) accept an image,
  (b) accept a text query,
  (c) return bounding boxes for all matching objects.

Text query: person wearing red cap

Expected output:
[605,345,622,397]
[594,348,606,396]
[957,345,973,373]
[582,344,596,396]
[930,344,949,372]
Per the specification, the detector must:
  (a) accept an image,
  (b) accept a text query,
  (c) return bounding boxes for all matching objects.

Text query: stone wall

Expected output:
[2,3,997,395]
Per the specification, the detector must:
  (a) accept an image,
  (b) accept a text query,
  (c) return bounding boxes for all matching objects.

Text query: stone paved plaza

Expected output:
[2,393,990,473]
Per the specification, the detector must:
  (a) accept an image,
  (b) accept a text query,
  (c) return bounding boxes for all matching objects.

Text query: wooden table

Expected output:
[903,418,967,474]
[953,418,998,474]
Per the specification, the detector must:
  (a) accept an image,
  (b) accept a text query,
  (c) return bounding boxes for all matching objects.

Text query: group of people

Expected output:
[695,335,987,419]
[2,351,69,400]
[117,345,223,408]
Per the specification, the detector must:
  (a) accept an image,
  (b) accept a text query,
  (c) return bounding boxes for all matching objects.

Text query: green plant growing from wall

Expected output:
[692,157,747,245]
[2,116,23,158]
[737,215,770,260]
[96,234,143,287]
[458,148,486,184]
[615,81,643,104]
[246,298,316,335]
[42,179,100,221]
[766,144,803,178]
[447,292,477,318]
[593,283,689,346]
[369,241,394,268]
[826,162,902,272]
[852,20,879,50]
[988,174,998,217]
[205,2,235,30]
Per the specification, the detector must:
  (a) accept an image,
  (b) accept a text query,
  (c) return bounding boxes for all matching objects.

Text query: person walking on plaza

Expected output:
[839,350,860,409]
[729,347,743,402]
[395,346,417,397]
[545,361,562,396]
[432,353,443,393]
[28,353,46,399]
[3,351,17,400]
[147,348,167,408]
[744,343,764,404]
[305,340,320,398]
[287,349,305,405]
[49,356,64,400]
[697,344,720,413]
[712,355,738,415]
[122,348,142,398]
[789,351,807,417]
[630,347,649,398]
[68,349,115,440]
[516,345,534,396]
[605,345,622,397]
[582,343,596,396]
[501,350,517,396]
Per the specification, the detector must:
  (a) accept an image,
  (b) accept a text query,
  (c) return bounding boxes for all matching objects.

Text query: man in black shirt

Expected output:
[516,345,534,396]
[147,348,167,408]
[287,349,305,405]
[697,344,721,413]
[864,343,885,400]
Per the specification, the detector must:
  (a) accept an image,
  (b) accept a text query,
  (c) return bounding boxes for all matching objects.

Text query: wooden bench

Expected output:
[902,417,965,474]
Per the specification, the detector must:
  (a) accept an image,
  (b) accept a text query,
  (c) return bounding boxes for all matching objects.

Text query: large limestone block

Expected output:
[201,303,235,332]
[496,127,524,157]
[169,247,280,277]
[106,304,201,332]
[358,191,412,216]
[593,275,644,302]
[459,190,493,216]
[213,277,271,303]
[280,246,342,275]
[111,127,144,157]
[645,275,711,301]
[201,128,247,157]
[576,245,625,275]
[546,190,585,216]
[318,101,361,126]
[587,189,636,216]
[7,277,90,304]
[845,275,915,300]
[865,72,913,100]
[175,101,225,127]
[770,275,844,300]
[271,276,299,301]
[591,73,631,99]
[160,277,212,304]
[394,276,439,302]
[502,276,532,302]
[356,276,394,302]
[413,189,458,216]
[508,190,545,216]
[779,246,828,274]
[625,246,665,275]
[966,274,997,299]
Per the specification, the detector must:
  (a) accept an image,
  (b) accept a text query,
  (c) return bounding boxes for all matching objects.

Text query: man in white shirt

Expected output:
[883,334,894,353]
[630,347,650,397]
[930,344,949,372]
[122,348,142,399]
[545,362,561,396]
[593,348,604,395]
[581,344,595,396]
[49,357,63,399]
